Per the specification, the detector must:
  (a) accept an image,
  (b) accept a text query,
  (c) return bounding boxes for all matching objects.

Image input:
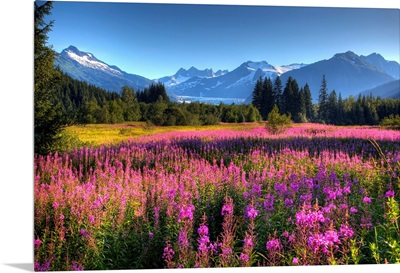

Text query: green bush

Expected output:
[380,114,400,128]
[265,105,292,134]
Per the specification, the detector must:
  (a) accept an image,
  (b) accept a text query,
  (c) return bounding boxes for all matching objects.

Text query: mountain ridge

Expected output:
[54,46,399,104]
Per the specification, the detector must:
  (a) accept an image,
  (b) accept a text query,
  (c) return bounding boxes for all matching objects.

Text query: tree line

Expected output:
[55,70,262,126]
[251,74,400,126]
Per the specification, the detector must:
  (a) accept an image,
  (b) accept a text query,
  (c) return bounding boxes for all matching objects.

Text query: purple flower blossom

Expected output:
[197,225,209,236]
[284,198,293,209]
[88,215,95,224]
[34,262,51,272]
[162,242,175,261]
[59,214,65,220]
[245,205,258,219]
[324,230,340,245]
[221,203,233,216]
[178,204,195,222]
[385,190,395,198]
[79,229,88,237]
[263,194,275,212]
[350,207,358,214]
[363,196,372,204]
[338,224,354,239]
[72,261,84,271]
[266,238,282,251]
[52,202,60,209]
[149,232,154,239]
[292,257,299,265]
[239,253,249,262]
[34,239,41,248]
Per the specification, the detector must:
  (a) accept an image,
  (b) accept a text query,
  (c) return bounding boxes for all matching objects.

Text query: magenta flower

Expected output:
[34,238,41,248]
[338,224,354,239]
[162,242,175,260]
[266,238,282,251]
[239,253,249,262]
[350,207,358,214]
[292,257,299,265]
[385,190,395,198]
[197,225,209,236]
[71,261,84,271]
[221,203,233,216]
[79,229,88,237]
[245,205,258,219]
[88,215,95,224]
[363,196,372,204]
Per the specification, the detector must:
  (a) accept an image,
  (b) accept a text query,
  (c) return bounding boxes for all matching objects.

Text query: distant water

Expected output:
[177,96,246,105]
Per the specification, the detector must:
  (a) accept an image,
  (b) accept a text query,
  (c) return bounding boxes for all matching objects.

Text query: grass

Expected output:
[65,122,264,146]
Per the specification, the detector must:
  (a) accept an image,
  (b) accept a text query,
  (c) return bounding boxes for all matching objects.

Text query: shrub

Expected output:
[380,114,400,129]
[265,105,292,134]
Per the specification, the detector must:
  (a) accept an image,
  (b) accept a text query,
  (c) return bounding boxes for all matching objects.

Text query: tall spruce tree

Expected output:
[252,76,264,118]
[273,76,283,113]
[262,77,274,120]
[327,90,338,124]
[318,74,329,123]
[34,2,66,155]
[303,83,314,121]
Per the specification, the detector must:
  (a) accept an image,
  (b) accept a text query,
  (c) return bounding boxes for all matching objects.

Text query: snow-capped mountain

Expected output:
[156,67,228,87]
[54,46,398,105]
[166,61,307,103]
[54,46,154,92]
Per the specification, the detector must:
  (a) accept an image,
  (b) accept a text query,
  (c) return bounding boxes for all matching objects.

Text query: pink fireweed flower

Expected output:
[197,225,209,236]
[59,214,65,220]
[239,253,250,263]
[71,261,84,271]
[245,205,258,219]
[363,196,372,204]
[266,238,282,251]
[221,203,233,216]
[34,238,41,248]
[350,207,358,214]
[162,242,175,260]
[385,190,395,198]
[52,202,60,209]
[338,224,354,239]
[178,204,195,222]
[79,229,88,237]
[292,257,299,265]
[324,230,340,245]
[88,215,95,224]
[243,236,254,248]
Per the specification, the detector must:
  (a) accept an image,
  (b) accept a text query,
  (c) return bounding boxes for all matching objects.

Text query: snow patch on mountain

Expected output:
[65,49,123,77]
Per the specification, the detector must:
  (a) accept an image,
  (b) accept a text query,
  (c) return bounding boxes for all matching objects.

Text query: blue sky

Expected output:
[42,0,399,79]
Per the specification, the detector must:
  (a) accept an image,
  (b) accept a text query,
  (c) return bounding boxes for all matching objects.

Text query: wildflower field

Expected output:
[34,123,400,271]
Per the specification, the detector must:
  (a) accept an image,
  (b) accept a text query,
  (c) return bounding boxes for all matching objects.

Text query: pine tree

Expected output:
[318,75,329,123]
[327,90,338,124]
[252,76,264,117]
[273,76,283,112]
[303,83,314,121]
[34,2,66,155]
[261,77,274,120]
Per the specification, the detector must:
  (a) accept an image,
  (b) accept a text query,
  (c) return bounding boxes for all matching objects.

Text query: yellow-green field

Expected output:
[65,122,264,146]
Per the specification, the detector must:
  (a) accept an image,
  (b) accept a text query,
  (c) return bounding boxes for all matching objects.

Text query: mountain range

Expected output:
[54,45,399,104]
